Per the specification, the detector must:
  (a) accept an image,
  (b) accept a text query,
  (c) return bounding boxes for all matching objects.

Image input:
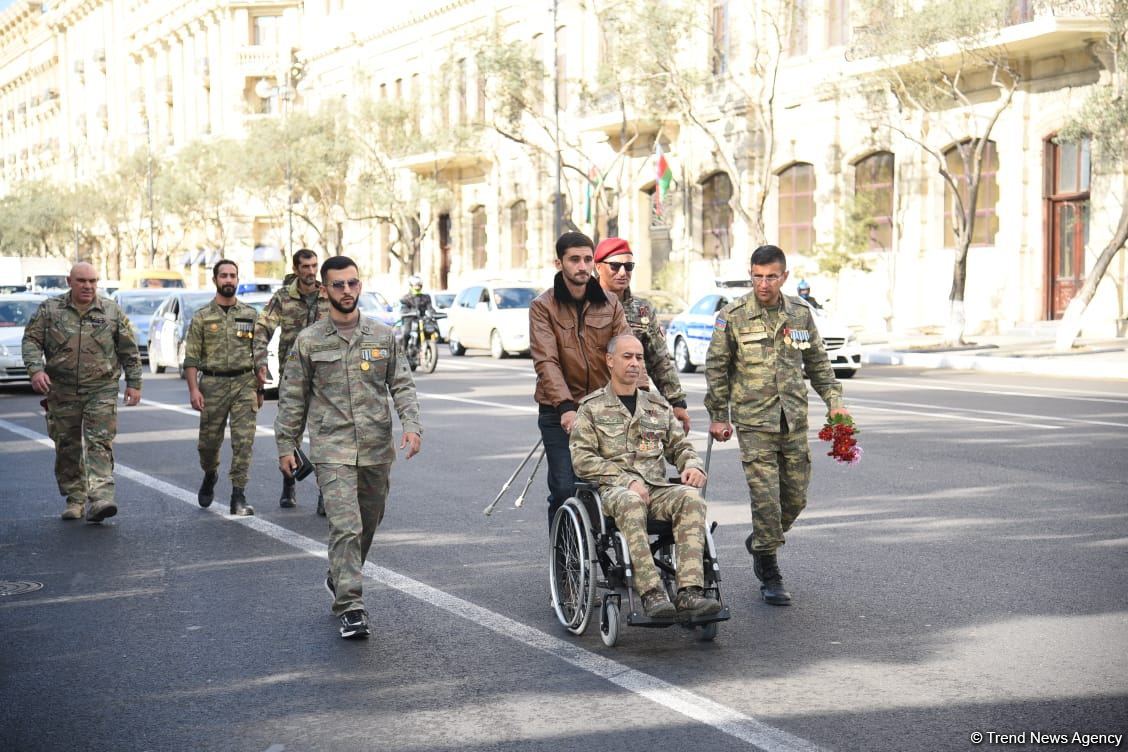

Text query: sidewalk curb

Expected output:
[862,349,1125,380]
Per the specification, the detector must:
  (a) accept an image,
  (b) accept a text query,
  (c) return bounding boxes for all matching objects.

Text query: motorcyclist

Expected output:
[399,275,432,351]
[797,279,823,310]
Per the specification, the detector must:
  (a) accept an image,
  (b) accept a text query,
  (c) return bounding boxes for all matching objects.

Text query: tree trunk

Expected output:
[1054,190,1128,351]
[943,243,970,345]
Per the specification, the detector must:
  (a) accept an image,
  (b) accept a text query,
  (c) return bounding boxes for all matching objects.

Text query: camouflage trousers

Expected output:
[316,463,390,616]
[600,483,707,596]
[736,427,812,554]
[46,388,119,506]
[196,372,259,487]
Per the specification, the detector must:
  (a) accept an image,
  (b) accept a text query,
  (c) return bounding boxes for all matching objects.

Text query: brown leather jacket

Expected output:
[531,273,629,413]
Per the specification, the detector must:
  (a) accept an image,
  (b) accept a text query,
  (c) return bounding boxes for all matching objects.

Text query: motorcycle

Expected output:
[398,306,444,373]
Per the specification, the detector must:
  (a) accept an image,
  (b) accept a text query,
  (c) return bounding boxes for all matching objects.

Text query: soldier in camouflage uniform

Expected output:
[253,248,329,512]
[184,260,261,517]
[275,256,422,640]
[22,262,142,522]
[594,238,691,433]
[570,334,720,619]
[704,244,849,605]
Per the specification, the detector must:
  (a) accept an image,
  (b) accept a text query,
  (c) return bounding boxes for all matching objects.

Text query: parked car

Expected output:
[147,290,215,377]
[236,279,282,295]
[427,290,455,342]
[665,288,862,378]
[260,290,396,398]
[446,281,541,358]
[120,269,186,290]
[0,293,46,383]
[631,289,688,330]
[112,289,172,360]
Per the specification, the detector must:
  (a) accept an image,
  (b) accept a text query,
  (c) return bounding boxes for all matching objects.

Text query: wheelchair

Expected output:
[549,481,731,647]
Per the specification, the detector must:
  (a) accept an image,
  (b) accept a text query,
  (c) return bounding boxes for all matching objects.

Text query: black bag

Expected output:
[292,447,315,481]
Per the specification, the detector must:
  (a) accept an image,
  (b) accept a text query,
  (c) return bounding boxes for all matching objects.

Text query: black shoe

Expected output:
[316,492,325,516]
[324,574,336,599]
[279,477,297,509]
[339,609,370,639]
[230,487,255,517]
[198,470,218,508]
[752,551,792,606]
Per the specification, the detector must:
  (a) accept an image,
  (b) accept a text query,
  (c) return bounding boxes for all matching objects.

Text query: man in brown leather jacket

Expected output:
[530,231,629,528]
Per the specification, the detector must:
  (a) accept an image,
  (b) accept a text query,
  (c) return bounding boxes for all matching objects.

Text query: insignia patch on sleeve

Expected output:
[715,317,727,331]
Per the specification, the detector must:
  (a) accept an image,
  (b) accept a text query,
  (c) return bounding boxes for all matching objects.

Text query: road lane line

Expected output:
[0,417,824,752]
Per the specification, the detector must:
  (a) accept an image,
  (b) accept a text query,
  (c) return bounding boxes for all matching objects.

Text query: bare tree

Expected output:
[850,0,1020,345]
[1054,1,1128,350]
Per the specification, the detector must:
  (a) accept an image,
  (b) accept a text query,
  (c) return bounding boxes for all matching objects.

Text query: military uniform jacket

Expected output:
[570,385,704,490]
[21,291,142,394]
[183,300,258,372]
[622,289,686,407]
[704,293,843,433]
[252,277,328,372]
[274,316,422,466]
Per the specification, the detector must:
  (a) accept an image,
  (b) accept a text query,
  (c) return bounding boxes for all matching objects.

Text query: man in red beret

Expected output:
[594,238,690,432]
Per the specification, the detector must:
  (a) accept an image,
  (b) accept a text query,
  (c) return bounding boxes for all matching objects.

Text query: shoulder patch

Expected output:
[715,317,727,331]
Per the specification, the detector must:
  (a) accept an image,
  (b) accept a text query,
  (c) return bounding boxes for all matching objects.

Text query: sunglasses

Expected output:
[603,261,635,273]
[328,279,361,291]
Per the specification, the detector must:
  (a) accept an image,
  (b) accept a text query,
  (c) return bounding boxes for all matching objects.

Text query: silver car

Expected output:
[0,293,46,382]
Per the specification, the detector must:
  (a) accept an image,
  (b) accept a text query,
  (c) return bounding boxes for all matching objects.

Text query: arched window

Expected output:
[470,205,487,269]
[943,140,999,247]
[510,200,528,268]
[778,162,816,253]
[701,172,733,260]
[854,151,894,250]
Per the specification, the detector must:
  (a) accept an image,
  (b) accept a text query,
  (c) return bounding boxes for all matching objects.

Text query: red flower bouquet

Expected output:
[818,414,861,465]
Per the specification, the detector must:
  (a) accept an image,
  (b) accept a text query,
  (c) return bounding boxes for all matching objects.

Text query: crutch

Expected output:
[512,447,546,508]
[483,439,543,516]
[700,433,715,500]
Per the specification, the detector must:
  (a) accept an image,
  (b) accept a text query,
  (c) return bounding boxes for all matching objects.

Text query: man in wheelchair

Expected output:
[570,334,722,620]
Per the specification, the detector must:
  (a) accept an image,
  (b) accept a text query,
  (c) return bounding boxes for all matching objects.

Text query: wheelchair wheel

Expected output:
[700,621,719,642]
[550,499,598,635]
[600,599,621,648]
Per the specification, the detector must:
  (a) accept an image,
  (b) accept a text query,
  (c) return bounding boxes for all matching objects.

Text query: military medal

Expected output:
[372,348,380,358]
[360,348,371,371]
[783,326,793,347]
[360,361,370,371]
[210,323,219,331]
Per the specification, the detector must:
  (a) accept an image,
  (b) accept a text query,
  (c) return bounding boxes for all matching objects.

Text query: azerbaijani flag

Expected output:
[656,142,673,216]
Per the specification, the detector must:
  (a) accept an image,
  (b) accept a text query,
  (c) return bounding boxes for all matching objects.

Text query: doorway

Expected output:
[1044,137,1090,319]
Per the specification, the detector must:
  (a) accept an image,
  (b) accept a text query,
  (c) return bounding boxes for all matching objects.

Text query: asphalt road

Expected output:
[1,353,1126,752]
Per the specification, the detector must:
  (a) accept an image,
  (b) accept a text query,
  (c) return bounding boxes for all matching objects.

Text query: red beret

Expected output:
[594,238,632,263]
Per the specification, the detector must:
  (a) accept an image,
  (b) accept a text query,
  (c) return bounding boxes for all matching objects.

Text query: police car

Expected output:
[665,284,861,378]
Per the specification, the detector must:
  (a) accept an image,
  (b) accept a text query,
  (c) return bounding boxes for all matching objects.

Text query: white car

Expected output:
[427,290,455,342]
[261,290,396,397]
[446,281,541,358]
[665,288,861,378]
[0,293,46,382]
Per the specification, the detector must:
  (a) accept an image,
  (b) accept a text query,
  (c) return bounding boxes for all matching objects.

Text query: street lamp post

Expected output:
[553,0,562,240]
[255,72,296,256]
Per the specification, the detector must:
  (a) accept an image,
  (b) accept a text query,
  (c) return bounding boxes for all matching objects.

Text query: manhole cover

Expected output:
[0,581,44,597]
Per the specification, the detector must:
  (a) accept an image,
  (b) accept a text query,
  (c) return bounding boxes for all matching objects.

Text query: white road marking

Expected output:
[0,416,824,752]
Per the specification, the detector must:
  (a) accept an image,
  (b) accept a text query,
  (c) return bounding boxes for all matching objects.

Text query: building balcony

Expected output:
[393,126,492,176]
[238,45,285,76]
[844,1,1109,75]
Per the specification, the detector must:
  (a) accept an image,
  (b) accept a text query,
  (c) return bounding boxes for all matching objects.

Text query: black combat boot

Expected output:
[230,487,255,517]
[316,492,326,517]
[197,470,219,508]
[752,551,792,606]
[279,475,297,508]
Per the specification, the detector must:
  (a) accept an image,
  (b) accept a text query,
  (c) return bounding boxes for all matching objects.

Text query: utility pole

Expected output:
[145,113,156,265]
[553,0,562,240]
[72,145,80,263]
